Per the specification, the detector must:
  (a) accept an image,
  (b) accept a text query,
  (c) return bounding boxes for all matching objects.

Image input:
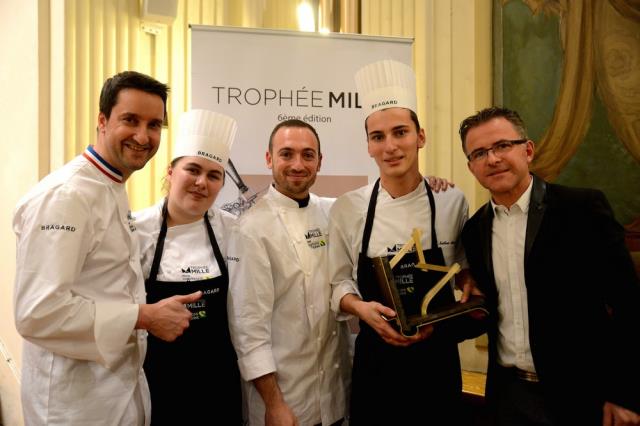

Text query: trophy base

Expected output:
[397,296,488,336]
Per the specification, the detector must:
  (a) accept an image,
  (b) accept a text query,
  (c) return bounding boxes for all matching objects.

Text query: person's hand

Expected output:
[426,175,454,193]
[455,269,487,320]
[137,291,202,341]
[456,269,484,303]
[603,401,640,426]
[265,400,298,426]
[356,300,433,346]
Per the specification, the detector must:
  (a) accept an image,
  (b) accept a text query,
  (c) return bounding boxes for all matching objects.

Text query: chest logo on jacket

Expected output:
[305,228,326,249]
[127,211,136,233]
[386,243,416,256]
[181,265,210,274]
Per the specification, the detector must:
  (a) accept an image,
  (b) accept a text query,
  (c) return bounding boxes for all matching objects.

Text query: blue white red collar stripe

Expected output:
[83,145,123,183]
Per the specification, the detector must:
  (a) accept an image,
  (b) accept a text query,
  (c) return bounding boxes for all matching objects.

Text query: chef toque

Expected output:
[172,109,237,166]
[354,59,417,118]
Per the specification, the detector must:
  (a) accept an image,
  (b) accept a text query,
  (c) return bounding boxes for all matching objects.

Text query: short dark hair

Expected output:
[268,119,321,155]
[364,108,421,135]
[99,71,170,125]
[459,106,527,151]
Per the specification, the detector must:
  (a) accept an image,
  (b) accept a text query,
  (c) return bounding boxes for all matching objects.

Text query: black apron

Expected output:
[143,201,242,425]
[350,179,463,425]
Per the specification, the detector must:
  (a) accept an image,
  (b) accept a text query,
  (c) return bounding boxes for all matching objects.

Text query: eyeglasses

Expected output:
[466,139,527,163]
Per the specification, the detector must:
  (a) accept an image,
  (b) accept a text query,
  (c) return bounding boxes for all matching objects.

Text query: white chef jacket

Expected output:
[329,181,469,319]
[227,185,350,426]
[134,199,237,281]
[13,148,150,426]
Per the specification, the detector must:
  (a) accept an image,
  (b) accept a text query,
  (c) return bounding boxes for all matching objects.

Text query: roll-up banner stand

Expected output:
[191,25,412,215]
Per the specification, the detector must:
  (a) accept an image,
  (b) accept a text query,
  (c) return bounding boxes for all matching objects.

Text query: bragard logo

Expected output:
[371,99,398,109]
[198,150,222,163]
[41,224,76,232]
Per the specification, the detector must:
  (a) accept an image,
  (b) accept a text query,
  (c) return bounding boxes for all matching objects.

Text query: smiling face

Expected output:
[95,88,165,180]
[266,126,322,200]
[166,156,225,226]
[366,107,425,182]
[464,117,534,207]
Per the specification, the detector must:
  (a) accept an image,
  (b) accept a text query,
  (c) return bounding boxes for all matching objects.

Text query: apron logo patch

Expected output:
[185,299,207,320]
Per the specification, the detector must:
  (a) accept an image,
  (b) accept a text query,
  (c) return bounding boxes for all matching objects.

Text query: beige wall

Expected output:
[0,1,492,422]
[0,0,47,423]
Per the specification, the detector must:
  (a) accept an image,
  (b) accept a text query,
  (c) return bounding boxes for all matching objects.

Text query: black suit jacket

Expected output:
[462,174,640,423]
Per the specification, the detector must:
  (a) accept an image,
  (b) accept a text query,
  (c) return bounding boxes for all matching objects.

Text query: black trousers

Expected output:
[494,366,555,426]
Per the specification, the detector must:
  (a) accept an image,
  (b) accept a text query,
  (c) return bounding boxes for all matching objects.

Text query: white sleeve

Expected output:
[454,194,470,269]
[328,199,361,320]
[227,222,277,381]
[13,187,138,367]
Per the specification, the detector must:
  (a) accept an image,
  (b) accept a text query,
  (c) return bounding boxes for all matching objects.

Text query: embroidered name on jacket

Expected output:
[41,224,76,232]
[305,228,326,249]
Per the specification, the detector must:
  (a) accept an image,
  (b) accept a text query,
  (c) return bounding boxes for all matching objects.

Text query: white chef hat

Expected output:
[355,59,417,118]
[172,109,237,166]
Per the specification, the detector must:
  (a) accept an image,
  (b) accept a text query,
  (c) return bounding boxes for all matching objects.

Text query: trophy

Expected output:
[373,228,487,337]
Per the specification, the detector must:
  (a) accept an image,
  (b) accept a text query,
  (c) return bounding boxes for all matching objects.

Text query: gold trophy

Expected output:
[373,228,487,337]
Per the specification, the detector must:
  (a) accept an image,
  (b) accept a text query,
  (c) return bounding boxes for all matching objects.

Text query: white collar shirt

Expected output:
[491,177,536,372]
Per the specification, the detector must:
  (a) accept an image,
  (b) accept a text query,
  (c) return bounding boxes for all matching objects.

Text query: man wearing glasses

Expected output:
[459,106,640,425]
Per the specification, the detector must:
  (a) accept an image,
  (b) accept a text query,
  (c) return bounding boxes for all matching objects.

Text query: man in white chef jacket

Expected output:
[13,71,201,426]
[227,119,351,426]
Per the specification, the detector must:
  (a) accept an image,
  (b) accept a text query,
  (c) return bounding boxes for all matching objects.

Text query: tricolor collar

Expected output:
[83,145,124,183]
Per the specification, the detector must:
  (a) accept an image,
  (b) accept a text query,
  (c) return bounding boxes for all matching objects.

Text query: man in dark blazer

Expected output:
[459,107,640,425]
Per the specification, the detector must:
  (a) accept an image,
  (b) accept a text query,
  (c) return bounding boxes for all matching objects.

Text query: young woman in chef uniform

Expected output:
[135,109,242,425]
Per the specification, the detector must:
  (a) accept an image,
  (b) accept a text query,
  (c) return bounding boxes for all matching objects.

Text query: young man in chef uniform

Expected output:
[328,60,486,425]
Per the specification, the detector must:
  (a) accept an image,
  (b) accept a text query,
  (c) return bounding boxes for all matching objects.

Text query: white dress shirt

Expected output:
[491,178,536,373]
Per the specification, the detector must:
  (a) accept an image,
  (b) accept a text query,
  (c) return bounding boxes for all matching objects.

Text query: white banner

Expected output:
[191,25,412,215]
